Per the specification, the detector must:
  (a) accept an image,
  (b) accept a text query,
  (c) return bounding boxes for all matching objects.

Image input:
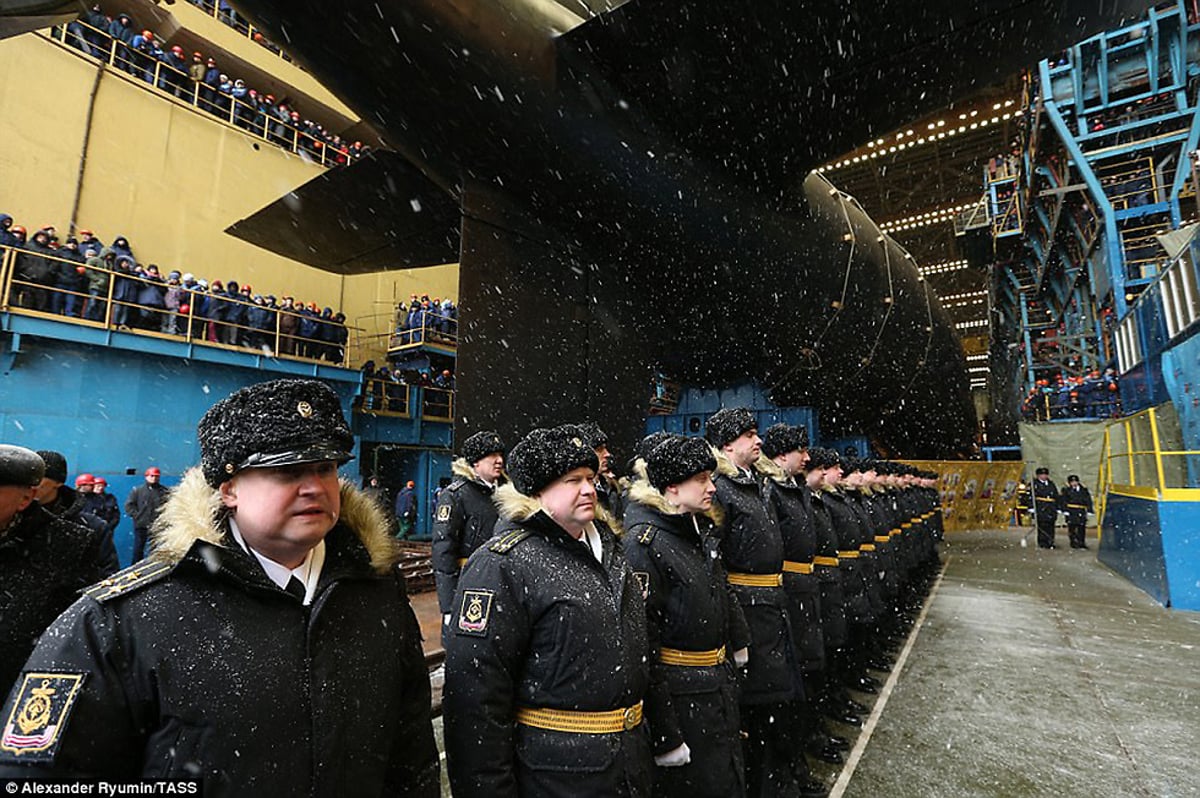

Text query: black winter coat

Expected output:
[711,455,795,705]
[430,460,500,613]
[1059,485,1093,525]
[623,486,747,798]
[820,489,873,624]
[760,466,825,673]
[0,470,439,796]
[443,486,652,798]
[124,481,169,528]
[1033,479,1059,521]
[0,506,110,696]
[39,486,119,576]
[808,490,847,650]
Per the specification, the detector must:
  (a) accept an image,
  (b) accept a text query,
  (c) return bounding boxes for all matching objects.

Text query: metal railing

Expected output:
[183,0,295,62]
[422,387,454,421]
[0,245,354,367]
[354,377,412,417]
[48,22,360,168]
[1099,404,1200,523]
[387,313,458,352]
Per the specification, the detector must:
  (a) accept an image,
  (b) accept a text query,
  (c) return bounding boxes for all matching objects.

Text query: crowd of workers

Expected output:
[1021,369,1121,420]
[1,215,349,362]
[59,4,370,166]
[393,294,459,346]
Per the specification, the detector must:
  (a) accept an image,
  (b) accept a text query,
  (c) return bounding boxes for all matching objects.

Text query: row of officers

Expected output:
[0,382,941,798]
[434,407,942,798]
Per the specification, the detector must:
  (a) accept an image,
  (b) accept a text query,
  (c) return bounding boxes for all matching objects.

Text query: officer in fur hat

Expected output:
[705,408,827,798]
[0,380,439,794]
[1059,474,1093,549]
[1032,467,1059,549]
[443,424,653,797]
[0,446,110,696]
[431,430,506,618]
[623,435,751,797]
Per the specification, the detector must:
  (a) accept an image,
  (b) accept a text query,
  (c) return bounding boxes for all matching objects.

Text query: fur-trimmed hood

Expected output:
[626,477,723,525]
[150,467,401,575]
[494,481,623,535]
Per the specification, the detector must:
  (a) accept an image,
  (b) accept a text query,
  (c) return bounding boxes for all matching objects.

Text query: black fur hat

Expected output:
[566,422,608,450]
[507,425,600,496]
[0,445,45,487]
[646,436,717,491]
[198,379,354,487]
[461,430,505,464]
[35,450,68,483]
[705,407,757,448]
[805,447,837,471]
[760,424,809,458]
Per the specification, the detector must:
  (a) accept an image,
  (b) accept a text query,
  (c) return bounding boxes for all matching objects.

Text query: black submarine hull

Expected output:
[218,0,1150,457]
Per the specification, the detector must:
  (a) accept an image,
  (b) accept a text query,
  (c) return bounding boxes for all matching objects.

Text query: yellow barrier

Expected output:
[903,460,1025,532]
[1097,404,1200,528]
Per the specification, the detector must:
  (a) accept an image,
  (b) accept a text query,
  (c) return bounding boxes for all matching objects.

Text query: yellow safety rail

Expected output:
[1098,404,1200,530]
[45,23,356,168]
[0,245,359,368]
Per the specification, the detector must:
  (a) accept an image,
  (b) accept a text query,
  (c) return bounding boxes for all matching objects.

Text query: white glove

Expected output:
[733,647,749,667]
[654,742,692,767]
[443,614,451,626]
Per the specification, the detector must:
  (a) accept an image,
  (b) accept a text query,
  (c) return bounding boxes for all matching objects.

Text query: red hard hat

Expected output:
[93,477,107,486]
[142,29,153,38]
[78,229,92,236]
[145,467,161,477]
[171,45,184,54]
[10,225,24,234]
[74,473,95,487]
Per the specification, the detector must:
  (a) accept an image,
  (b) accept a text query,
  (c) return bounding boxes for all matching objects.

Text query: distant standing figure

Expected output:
[125,466,169,560]
[1032,467,1059,549]
[1059,475,1093,550]
[395,480,417,539]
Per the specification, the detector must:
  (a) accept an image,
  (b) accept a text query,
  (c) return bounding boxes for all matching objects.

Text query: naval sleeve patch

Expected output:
[632,571,650,600]
[436,504,452,522]
[456,589,495,636]
[1,672,87,761]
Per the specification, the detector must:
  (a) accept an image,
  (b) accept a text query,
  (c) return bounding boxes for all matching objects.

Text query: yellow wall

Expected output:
[0,32,459,366]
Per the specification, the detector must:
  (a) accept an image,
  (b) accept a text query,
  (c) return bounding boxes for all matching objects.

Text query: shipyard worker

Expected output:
[1059,475,1093,549]
[0,446,109,695]
[624,435,750,798]
[394,479,417,538]
[431,430,506,618]
[705,408,827,798]
[33,451,118,575]
[125,465,169,560]
[87,476,121,542]
[0,379,440,794]
[444,425,652,797]
[1032,467,1059,549]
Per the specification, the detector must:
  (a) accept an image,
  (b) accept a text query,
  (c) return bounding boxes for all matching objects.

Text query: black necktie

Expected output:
[285,576,306,602]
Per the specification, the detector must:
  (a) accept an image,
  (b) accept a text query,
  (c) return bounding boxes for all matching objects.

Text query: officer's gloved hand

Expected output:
[654,742,691,767]
[733,647,749,667]
[443,613,451,626]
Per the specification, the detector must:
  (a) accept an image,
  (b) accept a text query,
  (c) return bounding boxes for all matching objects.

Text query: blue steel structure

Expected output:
[643,382,821,455]
[0,311,453,562]
[990,1,1200,610]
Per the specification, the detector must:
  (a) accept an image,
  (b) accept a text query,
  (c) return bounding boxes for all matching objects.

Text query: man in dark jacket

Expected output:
[124,466,168,561]
[625,435,750,798]
[431,430,505,619]
[706,408,826,798]
[84,476,121,544]
[1032,467,1059,549]
[33,451,119,575]
[0,380,439,795]
[394,480,417,538]
[1059,474,1093,549]
[444,425,652,798]
[0,446,110,695]
[14,228,54,311]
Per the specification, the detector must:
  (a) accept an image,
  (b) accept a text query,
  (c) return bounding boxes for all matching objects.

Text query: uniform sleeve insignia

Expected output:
[456,589,495,636]
[632,571,650,599]
[83,561,173,603]
[1,673,87,761]
[489,530,531,554]
[636,527,657,545]
[436,503,452,522]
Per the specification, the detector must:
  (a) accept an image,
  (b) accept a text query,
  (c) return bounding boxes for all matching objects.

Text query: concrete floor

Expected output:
[429,528,1200,797]
[835,528,1200,798]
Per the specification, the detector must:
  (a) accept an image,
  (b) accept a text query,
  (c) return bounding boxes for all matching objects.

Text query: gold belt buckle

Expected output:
[622,706,639,730]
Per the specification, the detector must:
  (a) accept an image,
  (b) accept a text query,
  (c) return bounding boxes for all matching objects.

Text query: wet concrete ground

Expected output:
[835,528,1200,798]
[428,527,1200,796]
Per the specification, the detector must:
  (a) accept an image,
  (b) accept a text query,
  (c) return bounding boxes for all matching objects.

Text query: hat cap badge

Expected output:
[571,437,583,447]
[297,401,314,418]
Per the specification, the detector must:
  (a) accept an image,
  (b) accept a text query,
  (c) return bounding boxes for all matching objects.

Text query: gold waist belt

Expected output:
[837,550,861,559]
[1066,504,1087,509]
[874,535,891,543]
[814,555,840,567]
[782,560,814,574]
[457,557,468,567]
[901,523,912,529]
[859,543,876,552]
[1036,497,1057,502]
[727,571,783,587]
[516,701,643,734]
[659,645,726,667]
